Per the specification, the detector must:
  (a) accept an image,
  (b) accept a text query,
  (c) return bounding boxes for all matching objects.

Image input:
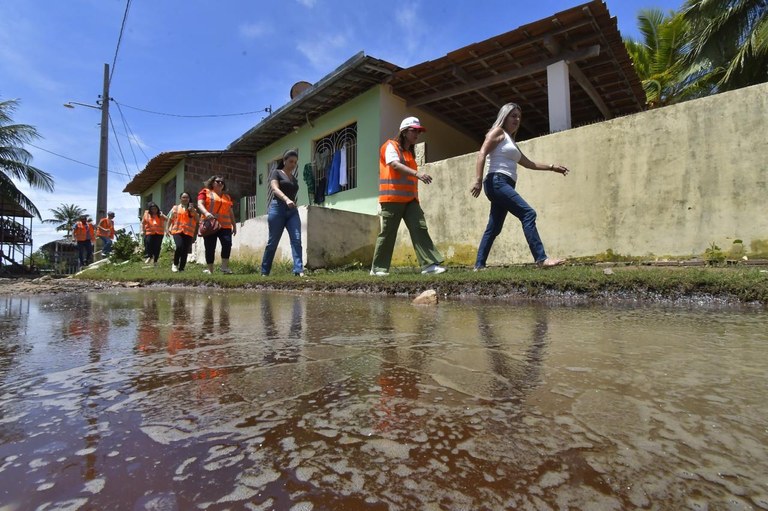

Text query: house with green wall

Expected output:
[227,51,480,218]
[124,0,644,268]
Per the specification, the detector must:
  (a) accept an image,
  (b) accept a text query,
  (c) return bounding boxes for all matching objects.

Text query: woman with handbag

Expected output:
[261,149,304,277]
[165,192,199,272]
[197,175,237,274]
[142,202,167,268]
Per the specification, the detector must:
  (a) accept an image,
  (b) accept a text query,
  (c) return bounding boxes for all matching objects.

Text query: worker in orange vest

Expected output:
[72,214,95,267]
[142,202,167,267]
[97,211,116,257]
[165,192,199,272]
[370,116,446,276]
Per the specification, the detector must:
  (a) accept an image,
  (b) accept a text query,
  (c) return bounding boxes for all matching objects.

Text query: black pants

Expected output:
[203,229,232,264]
[145,234,164,263]
[172,233,194,270]
[77,241,93,266]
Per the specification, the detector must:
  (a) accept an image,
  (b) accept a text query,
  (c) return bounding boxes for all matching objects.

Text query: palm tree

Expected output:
[43,203,87,239]
[0,98,54,218]
[682,0,768,91]
[624,9,712,107]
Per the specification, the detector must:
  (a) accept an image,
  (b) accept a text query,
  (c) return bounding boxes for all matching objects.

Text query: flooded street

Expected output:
[1,290,767,510]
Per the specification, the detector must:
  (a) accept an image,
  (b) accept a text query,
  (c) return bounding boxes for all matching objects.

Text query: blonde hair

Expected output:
[490,103,522,138]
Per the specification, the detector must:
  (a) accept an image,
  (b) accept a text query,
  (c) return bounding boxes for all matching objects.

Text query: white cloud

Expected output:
[296,33,349,71]
[127,132,150,152]
[239,22,272,39]
[395,5,418,29]
[16,176,142,253]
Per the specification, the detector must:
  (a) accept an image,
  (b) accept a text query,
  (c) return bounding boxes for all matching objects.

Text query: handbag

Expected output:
[198,216,221,237]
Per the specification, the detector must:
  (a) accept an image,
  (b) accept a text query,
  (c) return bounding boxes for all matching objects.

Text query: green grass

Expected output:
[77,256,768,304]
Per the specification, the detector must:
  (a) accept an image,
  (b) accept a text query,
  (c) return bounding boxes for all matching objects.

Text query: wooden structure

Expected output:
[0,192,34,274]
[388,0,644,140]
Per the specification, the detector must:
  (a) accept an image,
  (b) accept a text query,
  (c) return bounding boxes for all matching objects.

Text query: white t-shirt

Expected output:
[487,131,521,182]
[384,142,403,166]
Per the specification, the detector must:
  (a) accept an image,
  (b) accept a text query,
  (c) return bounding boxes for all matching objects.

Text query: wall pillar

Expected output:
[547,60,571,132]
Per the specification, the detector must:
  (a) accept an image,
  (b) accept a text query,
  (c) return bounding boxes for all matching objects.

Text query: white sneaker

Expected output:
[202,269,211,274]
[421,264,447,275]
[144,257,151,264]
[370,270,390,277]
[171,264,178,272]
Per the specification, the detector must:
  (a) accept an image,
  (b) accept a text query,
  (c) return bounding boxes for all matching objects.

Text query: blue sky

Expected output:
[1,0,682,251]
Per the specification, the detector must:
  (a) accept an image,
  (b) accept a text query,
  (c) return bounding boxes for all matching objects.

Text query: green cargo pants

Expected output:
[371,200,444,273]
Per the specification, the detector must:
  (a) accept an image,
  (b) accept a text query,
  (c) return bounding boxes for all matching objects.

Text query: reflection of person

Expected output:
[259,294,303,364]
[97,211,115,257]
[165,192,199,272]
[73,214,95,267]
[470,103,568,269]
[261,149,304,277]
[197,175,237,275]
[370,116,446,277]
[141,202,166,267]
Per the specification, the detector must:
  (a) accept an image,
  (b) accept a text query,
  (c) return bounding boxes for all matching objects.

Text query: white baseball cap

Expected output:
[399,116,426,132]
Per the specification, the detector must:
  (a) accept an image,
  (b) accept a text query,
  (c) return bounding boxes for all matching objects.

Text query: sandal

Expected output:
[538,258,566,268]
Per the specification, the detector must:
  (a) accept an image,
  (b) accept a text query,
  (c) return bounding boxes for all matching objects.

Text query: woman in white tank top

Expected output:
[469,103,570,269]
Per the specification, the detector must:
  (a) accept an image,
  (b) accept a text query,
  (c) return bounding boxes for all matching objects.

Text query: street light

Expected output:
[65,63,110,228]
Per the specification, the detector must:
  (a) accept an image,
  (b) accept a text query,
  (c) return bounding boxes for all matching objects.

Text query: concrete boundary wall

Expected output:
[202,206,379,269]
[393,82,768,266]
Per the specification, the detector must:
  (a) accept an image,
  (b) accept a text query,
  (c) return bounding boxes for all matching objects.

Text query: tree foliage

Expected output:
[625,1,767,106]
[43,203,87,239]
[682,0,768,91]
[0,99,54,218]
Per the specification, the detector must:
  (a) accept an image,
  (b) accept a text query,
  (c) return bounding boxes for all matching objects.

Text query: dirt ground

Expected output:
[0,275,132,296]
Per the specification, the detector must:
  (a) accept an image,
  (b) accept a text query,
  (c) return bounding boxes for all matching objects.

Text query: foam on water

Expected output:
[1,292,767,509]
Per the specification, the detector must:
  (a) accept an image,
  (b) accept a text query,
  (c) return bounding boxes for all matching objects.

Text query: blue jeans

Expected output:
[261,200,303,275]
[475,173,547,267]
[99,236,113,256]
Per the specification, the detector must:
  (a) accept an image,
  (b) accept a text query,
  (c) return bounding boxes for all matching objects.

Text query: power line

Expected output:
[27,143,129,177]
[108,113,134,181]
[110,0,132,84]
[114,100,150,163]
[115,100,272,118]
[28,143,98,169]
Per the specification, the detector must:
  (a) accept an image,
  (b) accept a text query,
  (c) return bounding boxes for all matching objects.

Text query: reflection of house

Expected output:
[0,192,33,273]
[122,1,643,267]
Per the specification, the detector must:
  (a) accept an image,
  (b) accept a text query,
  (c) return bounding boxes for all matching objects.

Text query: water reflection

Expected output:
[0,291,766,510]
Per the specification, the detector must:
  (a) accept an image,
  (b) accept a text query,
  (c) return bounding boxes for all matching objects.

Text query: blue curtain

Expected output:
[325,149,342,196]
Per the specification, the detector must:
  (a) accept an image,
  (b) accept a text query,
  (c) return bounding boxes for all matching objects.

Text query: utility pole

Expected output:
[96,63,110,227]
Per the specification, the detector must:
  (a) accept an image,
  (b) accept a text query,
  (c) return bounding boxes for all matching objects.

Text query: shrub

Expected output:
[112,229,142,262]
[704,242,726,266]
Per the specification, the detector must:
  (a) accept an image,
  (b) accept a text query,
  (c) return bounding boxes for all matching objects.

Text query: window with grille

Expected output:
[312,123,357,200]
[264,160,280,213]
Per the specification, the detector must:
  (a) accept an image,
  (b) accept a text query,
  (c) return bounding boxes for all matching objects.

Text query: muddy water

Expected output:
[0,291,766,510]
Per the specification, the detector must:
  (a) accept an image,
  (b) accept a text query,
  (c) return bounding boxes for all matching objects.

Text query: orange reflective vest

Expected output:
[379,139,418,203]
[200,189,233,229]
[73,221,95,242]
[169,205,198,237]
[142,211,165,235]
[97,217,115,239]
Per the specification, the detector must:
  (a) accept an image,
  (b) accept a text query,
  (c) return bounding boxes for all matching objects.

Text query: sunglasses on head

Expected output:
[214,179,224,184]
